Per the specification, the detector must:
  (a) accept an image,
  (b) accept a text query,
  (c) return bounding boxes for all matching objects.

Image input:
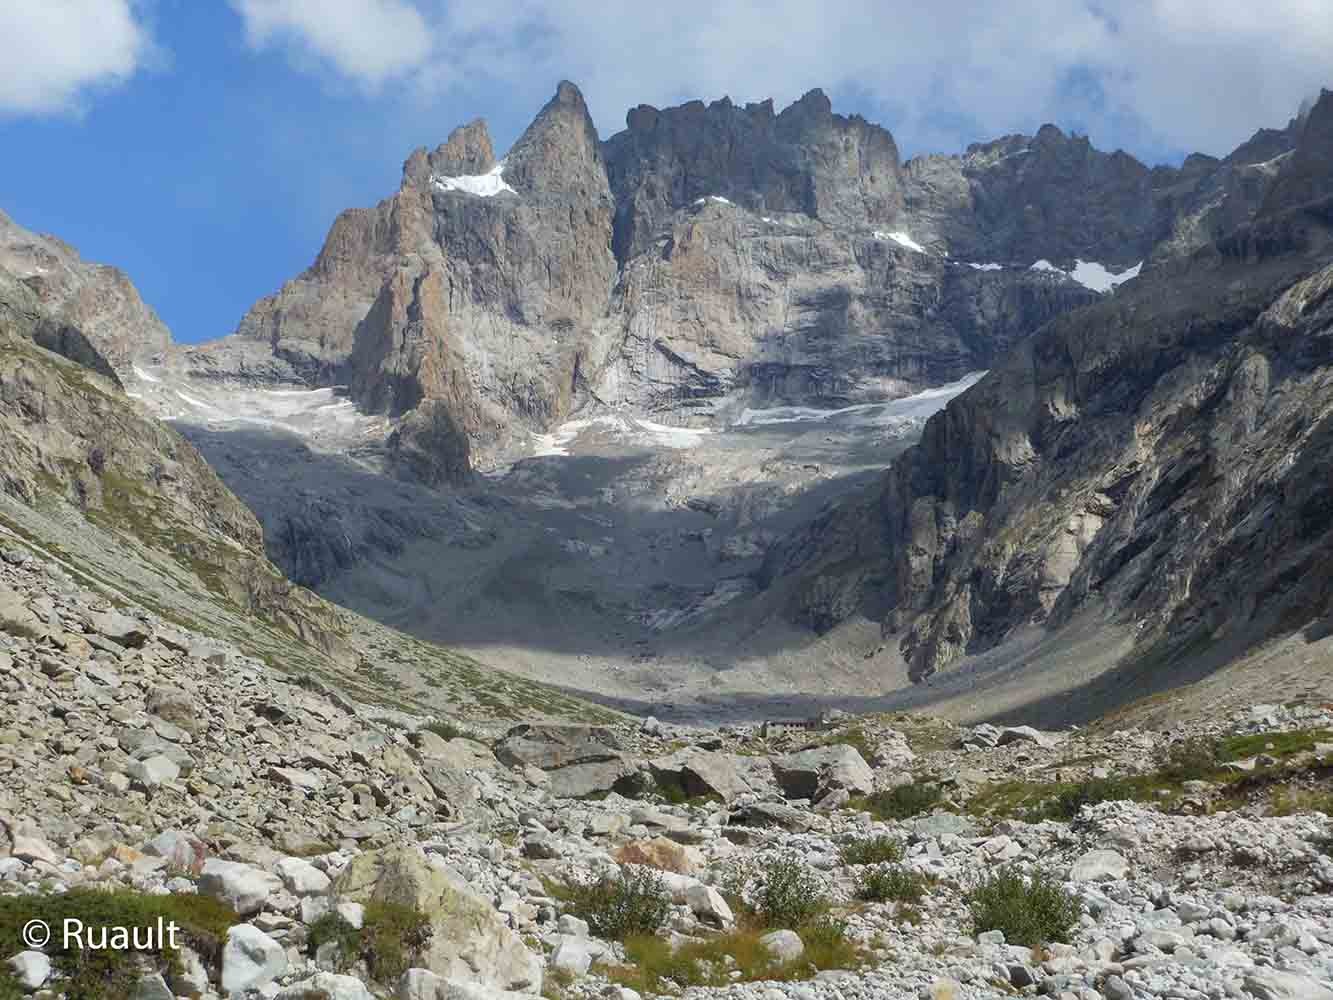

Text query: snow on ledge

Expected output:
[431,161,515,198]
[966,262,1003,271]
[873,230,928,254]
[693,195,733,206]
[1030,258,1142,293]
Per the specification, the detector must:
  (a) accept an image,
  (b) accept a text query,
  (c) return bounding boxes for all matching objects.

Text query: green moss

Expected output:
[1217,729,1333,763]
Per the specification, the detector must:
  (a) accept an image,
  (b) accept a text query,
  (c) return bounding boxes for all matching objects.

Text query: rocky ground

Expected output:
[5,543,1333,999]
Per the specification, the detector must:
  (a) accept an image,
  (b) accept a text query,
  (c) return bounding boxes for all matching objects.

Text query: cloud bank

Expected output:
[0,1,154,115]
[228,0,1333,159]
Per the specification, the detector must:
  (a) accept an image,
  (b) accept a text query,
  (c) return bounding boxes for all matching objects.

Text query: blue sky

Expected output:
[1,1,1329,345]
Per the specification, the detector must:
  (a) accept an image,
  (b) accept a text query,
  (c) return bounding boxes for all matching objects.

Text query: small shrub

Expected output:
[755,854,828,929]
[853,783,943,820]
[1046,777,1137,819]
[967,868,1081,947]
[566,868,671,940]
[1155,739,1219,783]
[839,835,903,866]
[305,902,431,984]
[895,904,924,925]
[856,864,927,904]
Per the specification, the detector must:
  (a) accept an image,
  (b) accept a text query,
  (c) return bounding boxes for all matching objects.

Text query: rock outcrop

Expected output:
[0,208,172,375]
[765,91,1333,698]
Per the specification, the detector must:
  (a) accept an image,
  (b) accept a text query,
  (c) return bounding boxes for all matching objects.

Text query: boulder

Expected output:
[648,750,756,802]
[199,859,282,916]
[88,609,151,647]
[0,582,44,639]
[145,686,202,734]
[758,928,803,963]
[493,724,624,770]
[996,726,1060,749]
[276,856,332,896]
[684,883,734,927]
[221,923,287,993]
[142,829,208,874]
[544,758,639,799]
[127,754,181,789]
[770,744,874,800]
[613,837,702,875]
[333,846,541,994]
[1070,849,1129,883]
[7,951,51,990]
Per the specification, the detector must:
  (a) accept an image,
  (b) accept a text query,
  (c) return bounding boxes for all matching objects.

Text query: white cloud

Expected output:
[231,0,431,88]
[0,1,152,115]
[232,0,1333,160]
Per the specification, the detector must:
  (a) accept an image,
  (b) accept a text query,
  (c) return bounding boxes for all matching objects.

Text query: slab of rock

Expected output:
[544,758,639,799]
[0,582,44,639]
[276,856,332,896]
[88,609,151,647]
[278,972,375,999]
[1070,849,1129,883]
[685,883,734,927]
[493,724,624,770]
[142,829,208,874]
[127,754,181,789]
[996,725,1060,748]
[333,846,542,994]
[221,923,287,993]
[770,744,874,800]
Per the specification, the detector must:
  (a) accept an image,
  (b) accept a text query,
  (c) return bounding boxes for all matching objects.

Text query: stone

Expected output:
[88,610,151,647]
[268,766,323,790]
[142,829,208,874]
[684,883,734,926]
[276,855,332,896]
[127,754,181,789]
[759,929,804,963]
[613,836,702,875]
[10,828,59,865]
[333,846,541,994]
[7,951,51,990]
[549,935,595,976]
[996,725,1060,748]
[1241,971,1333,1000]
[278,973,376,999]
[770,744,874,799]
[130,973,174,1000]
[146,686,202,734]
[221,923,287,993]
[648,750,755,802]
[199,859,282,916]
[1070,849,1129,882]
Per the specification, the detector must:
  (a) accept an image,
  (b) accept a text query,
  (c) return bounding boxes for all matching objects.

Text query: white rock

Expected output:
[199,859,282,916]
[221,923,288,993]
[759,928,804,963]
[127,754,181,789]
[276,856,332,896]
[1070,849,1129,882]
[7,950,51,990]
[277,972,374,999]
[1242,970,1333,999]
[684,883,734,926]
[550,935,595,976]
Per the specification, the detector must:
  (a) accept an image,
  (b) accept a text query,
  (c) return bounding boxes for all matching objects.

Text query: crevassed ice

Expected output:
[873,230,928,254]
[431,161,515,197]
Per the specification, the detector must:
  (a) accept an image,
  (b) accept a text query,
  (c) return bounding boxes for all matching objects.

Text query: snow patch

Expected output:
[734,371,986,428]
[132,364,162,384]
[874,230,928,254]
[965,262,1003,271]
[431,161,515,198]
[533,414,712,457]
[1031,258,1142,293]
[693,195,733,206]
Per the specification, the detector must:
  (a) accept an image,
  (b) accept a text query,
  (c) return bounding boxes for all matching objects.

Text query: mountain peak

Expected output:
[503,80,607,196]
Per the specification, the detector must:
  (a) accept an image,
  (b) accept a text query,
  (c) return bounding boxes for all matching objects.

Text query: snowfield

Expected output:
[431,161,515,197]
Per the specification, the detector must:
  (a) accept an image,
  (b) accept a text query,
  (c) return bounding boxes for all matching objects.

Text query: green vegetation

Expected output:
[967,868,1081,947]
[752,854,828,929]
[818,725,876,761]
[305,902,431,984]
[1217,729,1333,763]
[562,868,672,941]
[848,782,944,820]
[0,888,237,1000]
[839,835,905,866]
[421,719,473,742]
[856,864,929,904]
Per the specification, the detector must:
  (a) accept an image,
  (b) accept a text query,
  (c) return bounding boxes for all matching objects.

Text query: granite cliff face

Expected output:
[766,92,1333,707]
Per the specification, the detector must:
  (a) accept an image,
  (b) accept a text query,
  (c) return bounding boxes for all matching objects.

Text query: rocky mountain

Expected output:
[103,83,1331,727]
[0,228,618,725]
[765,90,1333,722]
[0,209,172,376]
